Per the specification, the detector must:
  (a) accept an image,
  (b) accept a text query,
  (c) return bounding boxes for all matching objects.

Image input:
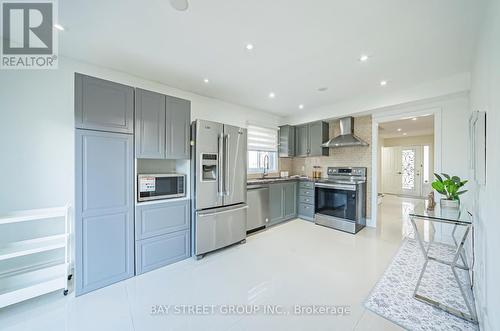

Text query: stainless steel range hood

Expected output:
[321,117,368,148]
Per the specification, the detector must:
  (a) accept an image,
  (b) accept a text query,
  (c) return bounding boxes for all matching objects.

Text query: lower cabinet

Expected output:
[135,230,190,275]
[268,182,297,226]
[135,199,190,275]
[298,181,315,221]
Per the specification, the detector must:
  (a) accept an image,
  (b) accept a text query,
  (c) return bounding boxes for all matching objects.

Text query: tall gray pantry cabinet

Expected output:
[75,74,135,295]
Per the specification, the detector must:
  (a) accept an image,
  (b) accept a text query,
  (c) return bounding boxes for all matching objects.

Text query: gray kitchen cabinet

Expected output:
[269,183,284,224]
[294,121,329,157]
[268,182,297,225]
[166,96,191,159]
[75,129,134,296]
[135,200,190,275]
[135,230,190,275]
[282,182,297,219]
[134,91,191,160]
[135,88,166,159]
[298,181,315,221]
[295,124,309,157]
[298,203,314,220]
[308,121,329,157]
[279,125,295,157]
[75,74,134,134]
[135,200,190,241]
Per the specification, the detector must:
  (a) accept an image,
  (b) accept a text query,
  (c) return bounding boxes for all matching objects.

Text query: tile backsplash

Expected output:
[280,115,373,217]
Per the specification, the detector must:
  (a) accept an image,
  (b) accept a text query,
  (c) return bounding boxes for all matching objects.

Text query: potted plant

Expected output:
[431,173,468,209]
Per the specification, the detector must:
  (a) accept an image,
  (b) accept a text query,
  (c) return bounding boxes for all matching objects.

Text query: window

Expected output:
[423,145,430,183]
[247,125,278,173]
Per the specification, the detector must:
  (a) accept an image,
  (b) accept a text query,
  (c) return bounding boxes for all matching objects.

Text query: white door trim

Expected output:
[370,107,442,228]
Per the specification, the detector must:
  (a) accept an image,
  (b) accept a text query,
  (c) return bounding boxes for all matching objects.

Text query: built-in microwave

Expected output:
[137,174,186,202]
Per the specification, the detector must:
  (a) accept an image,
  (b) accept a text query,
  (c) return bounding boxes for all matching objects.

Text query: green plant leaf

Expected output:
[461,180,468,186]
[442,173,451,180]
[457,190,468,195]
[432,181,446,194]
[434,173,443,182]
[451,176,461,184]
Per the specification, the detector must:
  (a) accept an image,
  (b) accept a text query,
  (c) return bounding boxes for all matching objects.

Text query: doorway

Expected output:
[378,115,434,199]
[382,145,428,197]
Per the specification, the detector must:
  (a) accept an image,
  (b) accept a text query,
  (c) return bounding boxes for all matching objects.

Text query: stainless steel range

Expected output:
[314,167,367,234]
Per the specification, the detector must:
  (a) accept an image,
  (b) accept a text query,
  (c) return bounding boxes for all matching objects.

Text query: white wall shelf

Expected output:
[0,234,67,261]
[0,206,70,309]
[0,207,68,225]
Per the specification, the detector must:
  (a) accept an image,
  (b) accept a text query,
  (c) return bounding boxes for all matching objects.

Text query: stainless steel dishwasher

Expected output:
[246,184,270,231]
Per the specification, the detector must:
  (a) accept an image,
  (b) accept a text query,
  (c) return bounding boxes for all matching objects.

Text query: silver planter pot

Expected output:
[440,198,460,209]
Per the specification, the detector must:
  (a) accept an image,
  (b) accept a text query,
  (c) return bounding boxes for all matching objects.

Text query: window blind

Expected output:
[247,125,278,152]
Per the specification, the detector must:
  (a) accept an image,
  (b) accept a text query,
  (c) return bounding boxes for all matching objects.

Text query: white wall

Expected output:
[0,57,282,215]
[469,0,500,329]
[382,135,434,147]
[373,93,470,187]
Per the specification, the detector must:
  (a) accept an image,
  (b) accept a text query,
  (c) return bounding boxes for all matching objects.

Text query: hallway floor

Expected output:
[0,196,423,331]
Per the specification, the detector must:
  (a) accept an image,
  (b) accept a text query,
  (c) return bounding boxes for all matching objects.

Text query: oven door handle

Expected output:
[315,183,356,191]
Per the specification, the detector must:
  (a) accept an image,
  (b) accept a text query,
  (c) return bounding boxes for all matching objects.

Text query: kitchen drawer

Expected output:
[299,181,314,189]
[135,230,190,275]
[298,203,314,220]
[298,195,314,205]
[299,188,314,197]
[135,200,190,240]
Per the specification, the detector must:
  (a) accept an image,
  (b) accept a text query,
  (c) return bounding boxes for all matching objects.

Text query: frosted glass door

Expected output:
[400,146,422,197]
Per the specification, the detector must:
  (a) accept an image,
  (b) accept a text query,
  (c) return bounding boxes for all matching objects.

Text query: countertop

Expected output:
[247,176,315,186]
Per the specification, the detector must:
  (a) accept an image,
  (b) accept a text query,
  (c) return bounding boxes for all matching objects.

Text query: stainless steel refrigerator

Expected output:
[191,119,248,259]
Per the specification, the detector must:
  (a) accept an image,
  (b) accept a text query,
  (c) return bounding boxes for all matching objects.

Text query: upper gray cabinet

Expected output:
[135,89,166,159]
[166,96,191,159]
[308,121,329,157]
[75,74,134,134]
[279,125,295,157]
[295,121,329,157]
[295,124,309,157]
[135,91,191,160]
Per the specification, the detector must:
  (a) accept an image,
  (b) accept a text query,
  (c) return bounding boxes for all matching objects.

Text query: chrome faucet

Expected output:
[262,154,270,178]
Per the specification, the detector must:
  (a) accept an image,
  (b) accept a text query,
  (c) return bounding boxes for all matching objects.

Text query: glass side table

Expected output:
[409,201,478,324]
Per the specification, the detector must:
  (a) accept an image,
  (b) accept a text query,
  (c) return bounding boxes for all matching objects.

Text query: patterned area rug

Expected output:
[365,239,478,331]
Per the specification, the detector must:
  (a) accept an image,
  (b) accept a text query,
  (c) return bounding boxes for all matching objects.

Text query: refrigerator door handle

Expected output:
[224,134,230,196]
[197,204,248,217]
[218,134,224,196]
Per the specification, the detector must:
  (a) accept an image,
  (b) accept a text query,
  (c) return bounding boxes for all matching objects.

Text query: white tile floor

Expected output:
[0,195,423,331]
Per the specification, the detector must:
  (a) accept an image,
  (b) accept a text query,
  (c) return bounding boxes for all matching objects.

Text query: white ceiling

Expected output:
[59,0,485,116]
[379,115,434,138]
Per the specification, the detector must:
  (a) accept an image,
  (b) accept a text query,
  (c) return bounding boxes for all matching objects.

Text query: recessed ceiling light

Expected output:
[397,128,402,132]
[268,92,275,99]
[54,24,65,31]
[412,117,417,121]
[317,87,328,92]
[169,0,189,11]
[298,104,304,109]
[403,132,408,136]
[359,54,369,62]
[203,78,209,83]
[245,43,254,51]
[380,80,388,86]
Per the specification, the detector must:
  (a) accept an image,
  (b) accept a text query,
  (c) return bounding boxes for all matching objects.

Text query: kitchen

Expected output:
[0,1,498,330]
[73,71,371,287]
